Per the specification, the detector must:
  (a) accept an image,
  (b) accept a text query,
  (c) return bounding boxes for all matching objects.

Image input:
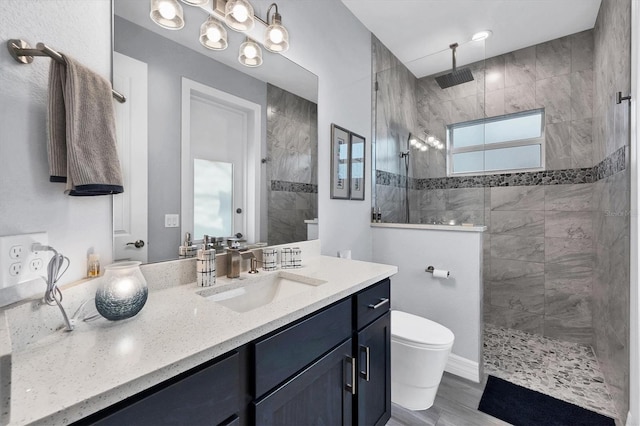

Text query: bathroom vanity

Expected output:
[4,243,396,426]
[80,278,390,426]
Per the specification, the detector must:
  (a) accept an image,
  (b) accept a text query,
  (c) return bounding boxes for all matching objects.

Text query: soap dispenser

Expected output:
[196,235,216,287]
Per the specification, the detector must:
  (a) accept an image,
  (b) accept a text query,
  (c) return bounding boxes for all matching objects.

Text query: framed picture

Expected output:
[349,132,366,200]
[330,124,351,199]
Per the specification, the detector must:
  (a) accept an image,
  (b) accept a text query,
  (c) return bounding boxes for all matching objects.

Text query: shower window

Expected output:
[447,108,545,175]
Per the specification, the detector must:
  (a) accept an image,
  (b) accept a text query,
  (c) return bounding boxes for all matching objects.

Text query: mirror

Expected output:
[112,0,318,264]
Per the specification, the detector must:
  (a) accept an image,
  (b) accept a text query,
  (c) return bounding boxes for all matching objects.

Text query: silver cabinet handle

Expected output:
[368,298,389,309]
[360,345,370,382]
[344,356,356,395]
[126,240,145,249]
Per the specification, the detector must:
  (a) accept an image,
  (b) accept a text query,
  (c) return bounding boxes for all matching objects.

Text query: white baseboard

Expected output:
[445,353,480,383]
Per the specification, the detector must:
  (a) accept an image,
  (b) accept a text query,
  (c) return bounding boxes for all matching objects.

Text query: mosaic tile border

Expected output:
[377,146,626,189]
[270,180,318,193]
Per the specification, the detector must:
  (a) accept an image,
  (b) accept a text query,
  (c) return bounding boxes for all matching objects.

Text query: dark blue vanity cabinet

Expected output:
[78,278,391,426]
[77,350,242,426]
[253,278,391,426]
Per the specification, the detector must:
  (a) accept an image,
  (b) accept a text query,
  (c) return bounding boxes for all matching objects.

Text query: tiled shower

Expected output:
[266,84,318,245]
[373,0,630,420]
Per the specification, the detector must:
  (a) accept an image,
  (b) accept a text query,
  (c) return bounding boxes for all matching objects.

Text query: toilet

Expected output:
[391,310,455,410]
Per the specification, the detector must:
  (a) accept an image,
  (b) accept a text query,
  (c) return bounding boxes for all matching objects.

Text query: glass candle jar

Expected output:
[95,261,148,321]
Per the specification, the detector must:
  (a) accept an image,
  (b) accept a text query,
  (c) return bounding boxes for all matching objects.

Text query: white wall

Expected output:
[269,0,374,261]
[0,0,374,293]
[0,1,114,288]
[372,226,484,381]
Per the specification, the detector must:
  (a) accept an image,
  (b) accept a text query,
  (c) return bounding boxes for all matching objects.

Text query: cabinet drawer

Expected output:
[355,279,390,330]
[85,352,239,426]
[254,298,352,398]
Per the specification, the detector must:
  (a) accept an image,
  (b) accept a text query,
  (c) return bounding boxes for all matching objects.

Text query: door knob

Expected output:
[126,240,145,249]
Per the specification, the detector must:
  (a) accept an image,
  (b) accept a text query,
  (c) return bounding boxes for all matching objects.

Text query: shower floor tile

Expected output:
[483,324,618,420]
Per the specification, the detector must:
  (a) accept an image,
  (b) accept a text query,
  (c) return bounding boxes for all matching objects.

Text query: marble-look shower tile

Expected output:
[490,210,544,237]
[450,95,480,123]
[536,36,571,80]
[571,118,593,168]
[485,55,505,92]
[571,30,594,73]
[545,122,572,170]
[545,184,593,211]
[504,83,536,114]
[490,258,545,313]
[490,234,545,262]
[544,315,593,345]
[545,237,594,267]
[269,147,299,182]
[491,186,545,211]
[545,262,593,319]
[446,188,484,210]
[417,75,453,102]
[419,189,446,210]
[536,75,572,124]
[504,46,536,87]
[269,190,297,210]
[571,69,594,120]
[484,89,504,117]
[545,211,593,240]
[485,306,544,335]
[441,210,485,226]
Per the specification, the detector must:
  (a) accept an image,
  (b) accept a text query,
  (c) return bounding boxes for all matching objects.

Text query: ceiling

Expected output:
[341,0,602,78]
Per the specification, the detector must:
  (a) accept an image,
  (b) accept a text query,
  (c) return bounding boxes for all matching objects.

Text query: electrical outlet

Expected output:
[165,214,180,228]
[0,232,48,289]
[9,263,21,276]
[29,258,43,272]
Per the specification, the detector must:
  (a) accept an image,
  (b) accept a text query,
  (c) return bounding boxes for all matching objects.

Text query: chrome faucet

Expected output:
[226,249,242,278]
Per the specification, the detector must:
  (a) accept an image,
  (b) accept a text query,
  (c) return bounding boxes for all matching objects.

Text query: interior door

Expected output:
[113,52,148,262]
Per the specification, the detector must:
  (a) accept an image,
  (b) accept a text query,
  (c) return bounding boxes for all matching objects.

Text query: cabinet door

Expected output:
[357,312,391,426]
[253,339,354,426]
[84,352,240,426]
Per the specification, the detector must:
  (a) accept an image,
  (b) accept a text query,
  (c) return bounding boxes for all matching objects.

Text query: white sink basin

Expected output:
[199,272,327,313]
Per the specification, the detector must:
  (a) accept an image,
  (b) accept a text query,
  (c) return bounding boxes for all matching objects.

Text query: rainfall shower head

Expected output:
[435,43,474,89]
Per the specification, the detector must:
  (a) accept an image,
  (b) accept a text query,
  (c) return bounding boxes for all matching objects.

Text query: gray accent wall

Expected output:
[592,0,631,419]
[114,17,268,263]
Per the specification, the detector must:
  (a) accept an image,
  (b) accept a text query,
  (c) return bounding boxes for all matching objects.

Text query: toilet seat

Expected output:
[391,310,454,350]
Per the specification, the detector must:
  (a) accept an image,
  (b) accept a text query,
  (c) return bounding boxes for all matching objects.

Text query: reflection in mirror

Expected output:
[112,0,318,264]
[193,159,233,238]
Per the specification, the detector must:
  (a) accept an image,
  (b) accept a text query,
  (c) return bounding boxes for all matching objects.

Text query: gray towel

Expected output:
[47,54,124,196]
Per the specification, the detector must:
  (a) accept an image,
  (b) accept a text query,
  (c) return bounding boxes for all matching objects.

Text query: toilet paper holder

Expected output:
[425,266,450,278]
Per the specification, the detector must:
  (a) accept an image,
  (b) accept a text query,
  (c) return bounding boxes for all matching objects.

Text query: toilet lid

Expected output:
[391,310,455,348]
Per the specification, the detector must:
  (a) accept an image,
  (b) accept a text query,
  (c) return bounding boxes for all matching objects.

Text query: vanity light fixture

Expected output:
[150,0,185,30]
[200,16,228,50]
[224,0,255,32]
[239,37,263,67]
[150,0,291,67]
[471,30,492,42]
[264,3,289,53]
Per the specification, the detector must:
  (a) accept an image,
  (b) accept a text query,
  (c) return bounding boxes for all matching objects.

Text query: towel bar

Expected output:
[7,39,126,104]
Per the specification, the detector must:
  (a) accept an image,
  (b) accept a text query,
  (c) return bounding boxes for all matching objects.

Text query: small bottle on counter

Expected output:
[87,254,101,277]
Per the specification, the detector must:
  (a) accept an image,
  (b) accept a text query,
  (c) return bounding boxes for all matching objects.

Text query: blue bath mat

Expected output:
[478,375,615,426]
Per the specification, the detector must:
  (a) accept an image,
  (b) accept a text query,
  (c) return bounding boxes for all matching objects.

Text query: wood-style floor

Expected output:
[387,373,510,426]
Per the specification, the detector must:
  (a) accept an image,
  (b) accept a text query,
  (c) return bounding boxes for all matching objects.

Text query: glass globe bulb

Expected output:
[158,0,177,19]
[410,138,417,146]
[206,26,221,42]
[420,145,428,152]
[232,4,249,22]
[427,135,435,143]
[269,28,284,44]
[243,44,257,59]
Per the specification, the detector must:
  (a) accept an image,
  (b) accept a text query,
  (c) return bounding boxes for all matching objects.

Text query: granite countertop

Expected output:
[7,254,397,425]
